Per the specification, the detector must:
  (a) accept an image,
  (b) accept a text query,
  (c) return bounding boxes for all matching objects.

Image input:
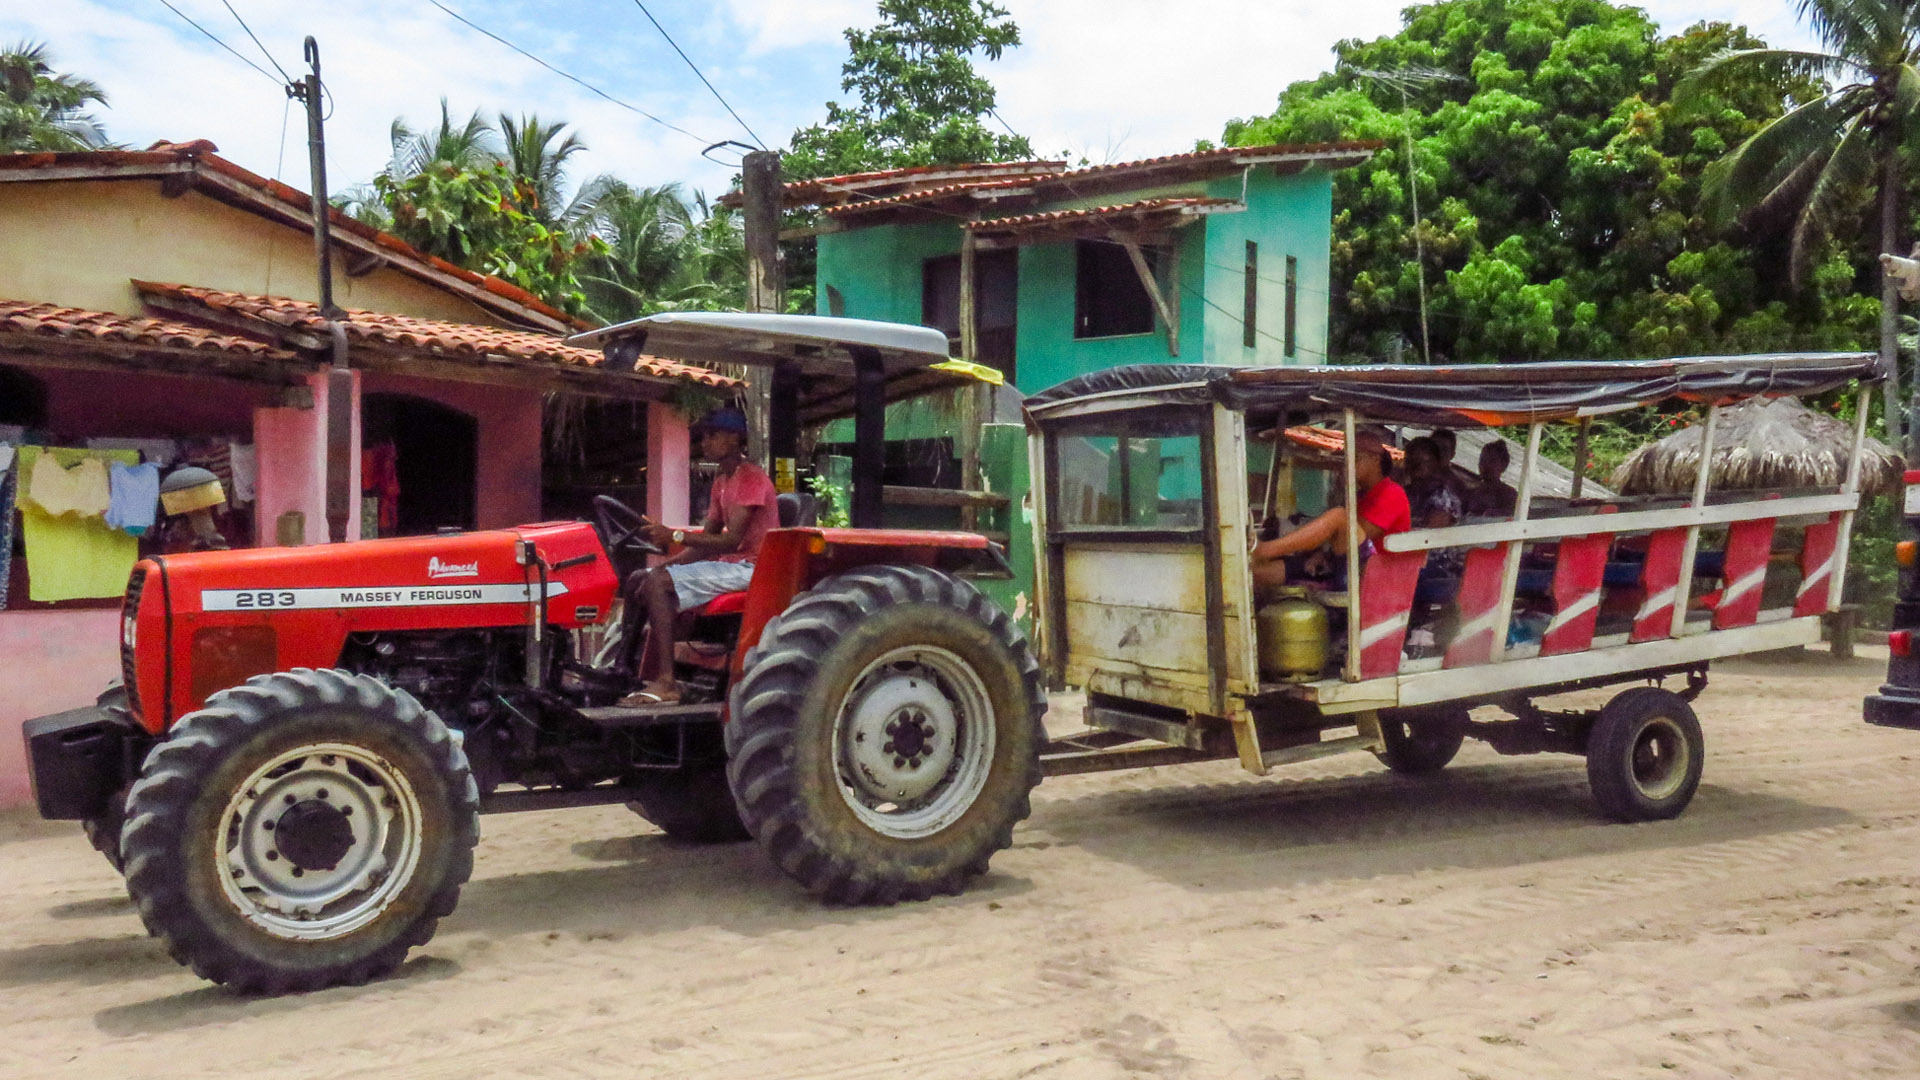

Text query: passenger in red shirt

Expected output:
[1252,428,1410,594]
[624,406,777,704]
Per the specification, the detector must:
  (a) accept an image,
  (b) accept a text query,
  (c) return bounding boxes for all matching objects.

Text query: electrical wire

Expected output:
[217,0,292,84]
[153,0,283,86]
[629,0,766,150]
[425,0,714,146]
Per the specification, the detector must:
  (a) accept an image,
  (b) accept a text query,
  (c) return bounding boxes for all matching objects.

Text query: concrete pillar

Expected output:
[647,399,691,527]
[254,370,361,545]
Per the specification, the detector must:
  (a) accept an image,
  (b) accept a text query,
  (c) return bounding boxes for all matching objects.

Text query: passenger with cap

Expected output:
[1251,427,1410,593]
[624,406,778,704]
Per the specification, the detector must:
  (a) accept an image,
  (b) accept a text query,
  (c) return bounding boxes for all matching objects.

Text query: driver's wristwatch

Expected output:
[671,529,686,545]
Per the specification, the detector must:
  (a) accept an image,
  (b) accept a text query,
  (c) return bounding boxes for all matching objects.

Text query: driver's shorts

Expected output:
[665,559,756,611]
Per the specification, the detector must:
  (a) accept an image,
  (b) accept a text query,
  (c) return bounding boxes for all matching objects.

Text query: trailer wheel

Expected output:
[626,765,751,843]
[726,565,1045,905]
[1586,687,1703,822]
[1374,706,1467,775]
[119,669,479,994]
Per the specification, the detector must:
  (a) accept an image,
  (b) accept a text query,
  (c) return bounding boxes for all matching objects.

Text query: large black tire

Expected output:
[83,787,129,872]
[626,765,751,843]
[1374,705,1468,775]
[1586,686,1703,822]
[120,668,480,994]
[726,565,1045,905]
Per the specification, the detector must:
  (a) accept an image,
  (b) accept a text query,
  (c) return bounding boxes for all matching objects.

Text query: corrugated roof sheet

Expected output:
[133,282,740,388]
[0,298,296,359]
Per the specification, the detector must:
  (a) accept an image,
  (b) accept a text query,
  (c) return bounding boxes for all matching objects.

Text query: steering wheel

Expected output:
[593,495,665,574]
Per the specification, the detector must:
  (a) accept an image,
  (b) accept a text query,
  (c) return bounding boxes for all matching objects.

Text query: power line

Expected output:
[153,0,282,86]
[424,0,714,147]
[217,0,292,84]
[629,0,766,150]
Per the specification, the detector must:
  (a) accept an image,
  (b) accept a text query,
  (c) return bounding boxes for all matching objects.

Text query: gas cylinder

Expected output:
[1257,587,1328,681]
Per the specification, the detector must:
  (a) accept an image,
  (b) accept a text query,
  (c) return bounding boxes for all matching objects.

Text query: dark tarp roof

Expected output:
[1024,354,1884,428]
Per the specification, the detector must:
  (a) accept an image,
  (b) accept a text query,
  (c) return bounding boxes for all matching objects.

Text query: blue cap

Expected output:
[696,406,749,435]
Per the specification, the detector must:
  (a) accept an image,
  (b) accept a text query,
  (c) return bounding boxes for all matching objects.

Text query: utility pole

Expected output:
[287,36,354,543]
[740,149,785,479]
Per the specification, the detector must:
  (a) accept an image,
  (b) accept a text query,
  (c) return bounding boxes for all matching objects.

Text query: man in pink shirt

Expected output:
[626,406,778,704]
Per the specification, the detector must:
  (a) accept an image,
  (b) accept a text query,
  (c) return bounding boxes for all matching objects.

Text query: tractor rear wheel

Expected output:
[626,765,751,843]
[120,669,479,993]
[726,565,1045,905]
[1586,686,1703,822]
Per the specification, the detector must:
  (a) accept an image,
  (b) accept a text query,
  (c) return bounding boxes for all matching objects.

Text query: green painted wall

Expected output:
[1200,170,1334,367]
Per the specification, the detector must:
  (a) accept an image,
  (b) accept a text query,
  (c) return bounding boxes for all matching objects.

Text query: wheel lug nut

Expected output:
[884,720,898,734]
[263,819,275,831]
[316,788,328,800]
[893,756,906,769]
[266,850,279,861]
[340,806,352,816]
[291,868,304,878]
[284,794,297,806]
[882,742,896,754]
[321,755,336,765]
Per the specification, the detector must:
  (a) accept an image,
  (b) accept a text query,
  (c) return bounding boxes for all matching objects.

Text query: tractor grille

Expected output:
[121,565,145,720]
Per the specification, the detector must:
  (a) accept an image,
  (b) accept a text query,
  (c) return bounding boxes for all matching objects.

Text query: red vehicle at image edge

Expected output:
[1865,469,1920,729]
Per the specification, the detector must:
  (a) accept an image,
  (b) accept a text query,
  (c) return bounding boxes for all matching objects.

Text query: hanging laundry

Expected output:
[0,444,13,476]
[362,441,400,535]
[228,440,257,504]
[86,437,181,467]
[105,461,161,536]
[24,448,111,518]
[0,467,15,610]
[14,446,139,602]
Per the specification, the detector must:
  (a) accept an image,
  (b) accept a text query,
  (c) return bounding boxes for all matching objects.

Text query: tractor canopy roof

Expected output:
[569,311,1000,425]
[1023,353,1883,430]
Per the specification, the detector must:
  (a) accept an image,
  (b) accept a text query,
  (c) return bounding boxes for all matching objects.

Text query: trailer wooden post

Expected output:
[1669,404,1720,638]
[1829,385,1873,613]
[1343,409,1363,682]
[1492,422,1543,659]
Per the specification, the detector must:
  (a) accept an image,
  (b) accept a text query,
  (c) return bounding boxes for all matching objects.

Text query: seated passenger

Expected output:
[622,406,776,705]
[1251,429,1410,593]
[1464,439,1518,517]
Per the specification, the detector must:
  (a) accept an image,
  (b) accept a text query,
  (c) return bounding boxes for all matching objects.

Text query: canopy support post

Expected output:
[1669,404,1720,638]
[958,229,982,529]
[1118,235,1179,357]
[1829,384,1873,612]
[850,345,886,529]
[1343,409,1362,682]
[1570,418,1590,501]
[1492,422,1543,660]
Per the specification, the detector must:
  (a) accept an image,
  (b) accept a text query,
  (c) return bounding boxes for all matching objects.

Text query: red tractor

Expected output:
[23,313,1044,993]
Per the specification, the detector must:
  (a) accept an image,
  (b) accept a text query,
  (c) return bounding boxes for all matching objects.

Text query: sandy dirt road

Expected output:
[4,648,1919,1079]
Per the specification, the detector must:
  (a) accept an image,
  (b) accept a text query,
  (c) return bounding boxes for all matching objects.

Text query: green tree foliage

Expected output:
[1221,0,1867,365]
[0,41,111,151]
[575,183,747,323]
[785,0,1033,181]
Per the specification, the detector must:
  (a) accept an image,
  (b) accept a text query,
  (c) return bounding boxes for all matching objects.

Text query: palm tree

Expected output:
[498,113,590,225]
[0,41,111,151]
[385,99,498,181]
[1679,0,1920,447]
[577,184,745,322]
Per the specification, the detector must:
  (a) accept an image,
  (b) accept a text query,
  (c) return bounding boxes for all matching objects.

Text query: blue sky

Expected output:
[13,1,1822,204]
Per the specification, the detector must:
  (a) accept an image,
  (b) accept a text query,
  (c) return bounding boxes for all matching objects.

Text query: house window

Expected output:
[1243,241,1258,349]
[1074,240,1155,339]
[921,250,1019,379]
[1284,254,1298,358]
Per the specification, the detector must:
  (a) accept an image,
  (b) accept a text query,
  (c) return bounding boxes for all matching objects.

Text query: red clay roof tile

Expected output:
[0,298,297,359]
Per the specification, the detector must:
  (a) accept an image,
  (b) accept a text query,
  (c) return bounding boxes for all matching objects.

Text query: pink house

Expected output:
[0,141,736,808]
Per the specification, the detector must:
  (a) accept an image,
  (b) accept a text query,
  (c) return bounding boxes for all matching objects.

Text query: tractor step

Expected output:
[575,702,725,728]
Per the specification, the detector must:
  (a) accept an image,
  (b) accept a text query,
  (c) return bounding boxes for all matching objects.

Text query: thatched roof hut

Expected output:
[1610,397,1903,499]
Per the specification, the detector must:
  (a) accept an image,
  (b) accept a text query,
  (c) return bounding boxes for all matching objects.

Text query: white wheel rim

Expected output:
[215,742,423,941]
[832,645,997,840]
[1629,718,1690,801]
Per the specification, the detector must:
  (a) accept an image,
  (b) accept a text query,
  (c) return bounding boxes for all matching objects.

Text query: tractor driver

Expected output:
[1250,428,1409,595]
[624,406,778,705]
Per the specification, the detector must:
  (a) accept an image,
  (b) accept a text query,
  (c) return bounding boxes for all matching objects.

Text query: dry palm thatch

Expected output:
[1610,397,1902,498]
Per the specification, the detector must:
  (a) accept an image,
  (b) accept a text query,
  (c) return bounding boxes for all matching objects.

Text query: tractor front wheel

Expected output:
[726,565,1045,905]
[119,669,479,993]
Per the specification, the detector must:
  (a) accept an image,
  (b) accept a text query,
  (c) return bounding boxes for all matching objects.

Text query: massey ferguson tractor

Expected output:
[23,312,1044,994]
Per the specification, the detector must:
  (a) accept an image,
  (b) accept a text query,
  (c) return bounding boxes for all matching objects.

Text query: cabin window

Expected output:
[1054,431,1203,530]
[921,250,1019,378]
[1074,240,1155,339]
[1243,241,1258,349]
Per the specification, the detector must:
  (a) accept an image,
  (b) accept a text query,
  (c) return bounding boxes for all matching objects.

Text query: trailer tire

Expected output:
[1586,687,1703,822]
[726,565,1045,905]
[120,669,479,994]
[1374,706,1467,775]
[626,765,751,843]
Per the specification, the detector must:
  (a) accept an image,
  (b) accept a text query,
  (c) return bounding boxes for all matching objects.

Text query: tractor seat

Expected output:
[702,590,749,616]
